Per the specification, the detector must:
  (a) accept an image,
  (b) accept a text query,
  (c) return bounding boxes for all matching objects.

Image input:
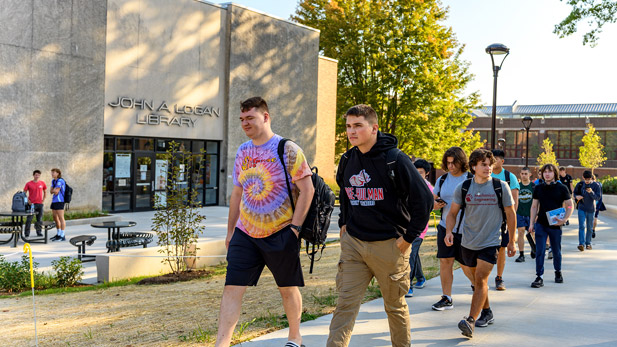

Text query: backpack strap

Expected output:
[277,138,295,212]
[467,172,474,179]
[503,169,511,186]
[386,148,402,190]
[437,174,447,197]
[492,177,507,232]
[455,178,473,233]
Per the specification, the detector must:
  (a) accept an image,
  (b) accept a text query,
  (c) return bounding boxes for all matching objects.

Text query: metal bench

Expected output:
[69,235,97,262]
[20,221,55,244]
[0,222,21,247]
[105,231,153,251]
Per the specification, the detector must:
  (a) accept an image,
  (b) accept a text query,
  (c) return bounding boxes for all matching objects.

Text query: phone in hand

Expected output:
[435,198,446,204]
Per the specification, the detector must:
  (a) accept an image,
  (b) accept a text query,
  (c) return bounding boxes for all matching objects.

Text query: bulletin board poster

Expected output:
[155,159,168,190]
[115,153,131,178]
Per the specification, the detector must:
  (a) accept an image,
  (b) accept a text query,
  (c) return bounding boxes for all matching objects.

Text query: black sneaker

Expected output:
[515,254,525,263]
[52,235,66,242]
[458,317,474,338]
[475,308,494,327]
[50,234,60,241]
[431,295,453,311]
[531,276,544,288]
[555,271,563,283]
[495,276,506,291]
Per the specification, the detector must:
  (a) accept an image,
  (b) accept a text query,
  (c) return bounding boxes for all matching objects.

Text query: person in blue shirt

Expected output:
[573,170,601,251]
[490,149,519,291]
[50,168,67,241]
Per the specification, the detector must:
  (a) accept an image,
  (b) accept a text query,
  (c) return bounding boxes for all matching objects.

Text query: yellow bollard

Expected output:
[23,243,39,346]
[431,211,438,232]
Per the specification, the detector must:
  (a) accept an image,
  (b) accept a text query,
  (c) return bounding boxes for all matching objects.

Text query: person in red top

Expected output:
[23,170,47,237]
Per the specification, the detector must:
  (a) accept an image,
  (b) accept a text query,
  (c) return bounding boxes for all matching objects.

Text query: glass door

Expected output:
[153,153,169,208]
[135,153,154,210]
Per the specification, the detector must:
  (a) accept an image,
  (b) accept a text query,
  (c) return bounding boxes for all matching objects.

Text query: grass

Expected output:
[0,210,109,223]
[0,263,229,299]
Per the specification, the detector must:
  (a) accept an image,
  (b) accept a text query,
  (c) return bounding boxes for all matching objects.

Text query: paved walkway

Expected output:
[241,212,617,347]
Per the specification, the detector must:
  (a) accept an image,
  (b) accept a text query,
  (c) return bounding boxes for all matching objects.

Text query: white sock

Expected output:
[59,230,65,237]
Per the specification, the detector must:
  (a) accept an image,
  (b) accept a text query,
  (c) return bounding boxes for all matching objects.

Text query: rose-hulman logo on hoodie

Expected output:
[345,169,384,206]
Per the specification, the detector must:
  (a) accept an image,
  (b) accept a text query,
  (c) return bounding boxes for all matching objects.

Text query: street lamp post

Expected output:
[522,116,533,168]
[486,43,510,149]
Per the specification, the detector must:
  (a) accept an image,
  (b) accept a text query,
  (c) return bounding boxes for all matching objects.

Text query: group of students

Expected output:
[22,168,68,241]
[214,98,601,347]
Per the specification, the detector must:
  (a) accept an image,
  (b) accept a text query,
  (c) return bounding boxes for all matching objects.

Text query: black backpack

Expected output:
[12,191,28,212]
[278,139,336,274]
[53,179,73,206]
[457,177,506,233]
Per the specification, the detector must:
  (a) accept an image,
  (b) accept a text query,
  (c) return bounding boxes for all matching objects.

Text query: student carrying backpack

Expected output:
[278,138,336,274]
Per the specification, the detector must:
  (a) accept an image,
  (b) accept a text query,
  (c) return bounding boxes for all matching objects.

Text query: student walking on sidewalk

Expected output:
[445,149,517,338]
[215,97,314,347]
[529,164,573,288]
[328,104,433,347]
[573,170,601,251]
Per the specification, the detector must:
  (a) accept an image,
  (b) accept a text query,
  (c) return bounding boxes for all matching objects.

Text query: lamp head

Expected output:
[486,43,510,55]
[522,116,533,130]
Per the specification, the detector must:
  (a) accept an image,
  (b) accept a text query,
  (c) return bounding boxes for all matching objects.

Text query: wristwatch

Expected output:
[290,224,301,233]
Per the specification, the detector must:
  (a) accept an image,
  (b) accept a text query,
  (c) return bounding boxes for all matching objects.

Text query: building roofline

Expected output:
[220,2,320,33]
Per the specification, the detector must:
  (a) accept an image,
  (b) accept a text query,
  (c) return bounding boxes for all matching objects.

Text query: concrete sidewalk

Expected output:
[241,213,617,347]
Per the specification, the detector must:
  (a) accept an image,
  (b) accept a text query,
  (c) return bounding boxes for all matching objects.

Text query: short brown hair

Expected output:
[240,96,269,113]
[51,168,62,178]
[441,146,469,172]
[539,163,558,180]
[468,149,495,175]
[344,104,378,125]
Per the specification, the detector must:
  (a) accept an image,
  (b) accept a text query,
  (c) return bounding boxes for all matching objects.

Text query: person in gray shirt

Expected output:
[445,149,517,339]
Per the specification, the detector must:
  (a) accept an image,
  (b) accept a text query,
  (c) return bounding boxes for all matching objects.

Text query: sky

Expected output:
[227,0,617,106]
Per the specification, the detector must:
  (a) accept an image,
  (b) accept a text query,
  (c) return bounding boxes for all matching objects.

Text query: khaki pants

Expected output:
[327,232,412,347]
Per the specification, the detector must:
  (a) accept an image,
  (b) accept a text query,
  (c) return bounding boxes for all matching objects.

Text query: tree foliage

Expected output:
[151,141,206,275]
[554,0,617,46]
[537,138,560,168]
[579,124,607,174]
[292,0,484,164]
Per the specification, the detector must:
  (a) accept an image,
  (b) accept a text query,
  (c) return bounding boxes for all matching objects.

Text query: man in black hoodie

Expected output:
[327,104,433,347]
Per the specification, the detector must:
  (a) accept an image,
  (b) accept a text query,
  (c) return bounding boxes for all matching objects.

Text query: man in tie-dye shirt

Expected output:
[215,97,314,347]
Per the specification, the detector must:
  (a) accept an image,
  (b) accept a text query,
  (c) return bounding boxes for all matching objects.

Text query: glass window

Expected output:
[606,131,617,160]
[104,137,114,151]
[114,193,131,212]
[103,153,114,192]
[206,141,219,154]
[117,138,132,151]
[205,154,218,188]
[205,189,217,205]
[192,141,205,153]
[135,138,154,151]
[156,139,167,152]
[102,193,112,212]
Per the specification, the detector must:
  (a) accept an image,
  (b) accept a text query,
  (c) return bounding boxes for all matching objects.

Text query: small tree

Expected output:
[579,124,607,175]
[151,141,206,275]
[537,138,560,168]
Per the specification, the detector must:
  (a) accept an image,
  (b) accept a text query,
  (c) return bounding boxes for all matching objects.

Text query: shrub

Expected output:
[599,175,617,194]
[0,255,35,293]
[52,256,84,286]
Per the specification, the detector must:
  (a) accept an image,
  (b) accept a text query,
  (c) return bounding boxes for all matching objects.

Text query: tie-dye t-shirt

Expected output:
[233,135,312,238]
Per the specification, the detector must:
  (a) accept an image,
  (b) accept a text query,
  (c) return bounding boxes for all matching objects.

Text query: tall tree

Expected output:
[292,0,483,164]
[554,0,617,46]
[537,138,560,168]
[579,124,607,174]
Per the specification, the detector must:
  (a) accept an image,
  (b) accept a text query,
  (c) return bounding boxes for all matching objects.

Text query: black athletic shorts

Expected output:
[436,224,463,263]
[500,230,509,248]
[225,226,304,287]
[460,245,500,267]
[50,202,65,210]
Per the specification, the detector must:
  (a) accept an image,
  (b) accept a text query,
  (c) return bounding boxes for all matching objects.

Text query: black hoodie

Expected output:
[337,132,433,243]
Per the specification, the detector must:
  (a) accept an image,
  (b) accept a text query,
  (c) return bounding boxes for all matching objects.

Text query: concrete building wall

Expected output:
[315,56,338,182]
[104,0,226,141]
[0,0,107,211]
[224,4,320,203]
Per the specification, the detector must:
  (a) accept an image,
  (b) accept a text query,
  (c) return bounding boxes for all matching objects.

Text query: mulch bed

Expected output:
[136,269,212,285]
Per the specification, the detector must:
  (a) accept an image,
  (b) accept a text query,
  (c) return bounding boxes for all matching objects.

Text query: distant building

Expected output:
[468,102,617,178]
